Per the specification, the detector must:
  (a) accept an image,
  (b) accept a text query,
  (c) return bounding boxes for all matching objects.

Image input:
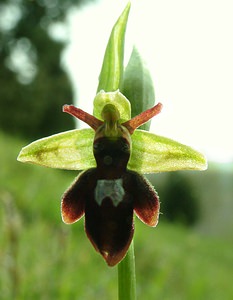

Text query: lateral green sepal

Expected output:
[128,130,207,173]
[17,128,96,170]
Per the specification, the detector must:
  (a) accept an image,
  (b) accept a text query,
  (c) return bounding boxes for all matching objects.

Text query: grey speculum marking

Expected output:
[94,178,125,207]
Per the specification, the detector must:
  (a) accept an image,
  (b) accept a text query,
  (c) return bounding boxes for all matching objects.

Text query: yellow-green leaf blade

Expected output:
[17,128,96,170]
[128,130,207,173]
[97,2,131,92]
[122,47,156,130]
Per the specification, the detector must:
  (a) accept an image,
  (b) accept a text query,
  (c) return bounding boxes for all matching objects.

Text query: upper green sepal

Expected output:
[93,90,131,122]
[128,130,207,173]
[17,128,96,170]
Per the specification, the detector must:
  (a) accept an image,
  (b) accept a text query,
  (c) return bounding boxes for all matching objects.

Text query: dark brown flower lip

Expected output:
[61,168,160,266]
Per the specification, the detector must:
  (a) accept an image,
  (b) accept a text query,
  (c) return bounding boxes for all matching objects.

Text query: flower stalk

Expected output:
[118,242,136,300]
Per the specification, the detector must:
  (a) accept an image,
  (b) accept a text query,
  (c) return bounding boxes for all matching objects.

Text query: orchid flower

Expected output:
[17,2,207,269]
[17,90,206,266]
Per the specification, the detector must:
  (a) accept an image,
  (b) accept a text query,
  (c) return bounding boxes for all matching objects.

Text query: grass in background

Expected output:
[1,131,233,299]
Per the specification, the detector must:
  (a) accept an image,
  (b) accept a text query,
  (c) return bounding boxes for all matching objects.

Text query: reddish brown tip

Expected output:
[63,104,103,131]
[122,102,163,134]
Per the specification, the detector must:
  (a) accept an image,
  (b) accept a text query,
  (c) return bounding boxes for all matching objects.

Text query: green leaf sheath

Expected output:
[17,129,95,170]
[122,47,156,130]
[129,130,207,173]
[97,2,131,93]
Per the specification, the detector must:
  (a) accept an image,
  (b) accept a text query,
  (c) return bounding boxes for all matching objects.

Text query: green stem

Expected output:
[118,240,136,300]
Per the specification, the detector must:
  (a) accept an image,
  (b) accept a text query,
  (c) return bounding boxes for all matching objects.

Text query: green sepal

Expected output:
[96,2,131,93]
[17,128,96,170]
[17,126,207,174]
[128,130,207,173]
[122,47,155,130]
[93,90,131,122]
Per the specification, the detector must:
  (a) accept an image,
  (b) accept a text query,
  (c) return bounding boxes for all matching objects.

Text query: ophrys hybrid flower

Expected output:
[61,92,162,266]
[17,90,207,266]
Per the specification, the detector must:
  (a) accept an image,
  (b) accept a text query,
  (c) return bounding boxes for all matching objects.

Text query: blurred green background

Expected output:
[1,1,233,299]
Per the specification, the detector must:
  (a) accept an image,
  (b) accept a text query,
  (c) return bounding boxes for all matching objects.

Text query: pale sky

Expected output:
[63,0,233,163]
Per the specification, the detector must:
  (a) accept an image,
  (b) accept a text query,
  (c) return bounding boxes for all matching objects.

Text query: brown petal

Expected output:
[85,191,134,267]
[63,105,103,131]
[61,171,89,224]
[122,103,163,134]
[128,171,160,227]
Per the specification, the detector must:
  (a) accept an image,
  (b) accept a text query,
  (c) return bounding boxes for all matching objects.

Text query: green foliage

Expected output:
[0,0,96,139]
[135,221,233,300]
[0,36,74,139]
[160,172,200,226]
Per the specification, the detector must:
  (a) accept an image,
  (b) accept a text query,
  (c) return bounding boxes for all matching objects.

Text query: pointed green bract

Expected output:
[122,47,155,130]
[128,130,207,173]
[93,90,131,122]
[17,128,96,170]
[97,2,131,92]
